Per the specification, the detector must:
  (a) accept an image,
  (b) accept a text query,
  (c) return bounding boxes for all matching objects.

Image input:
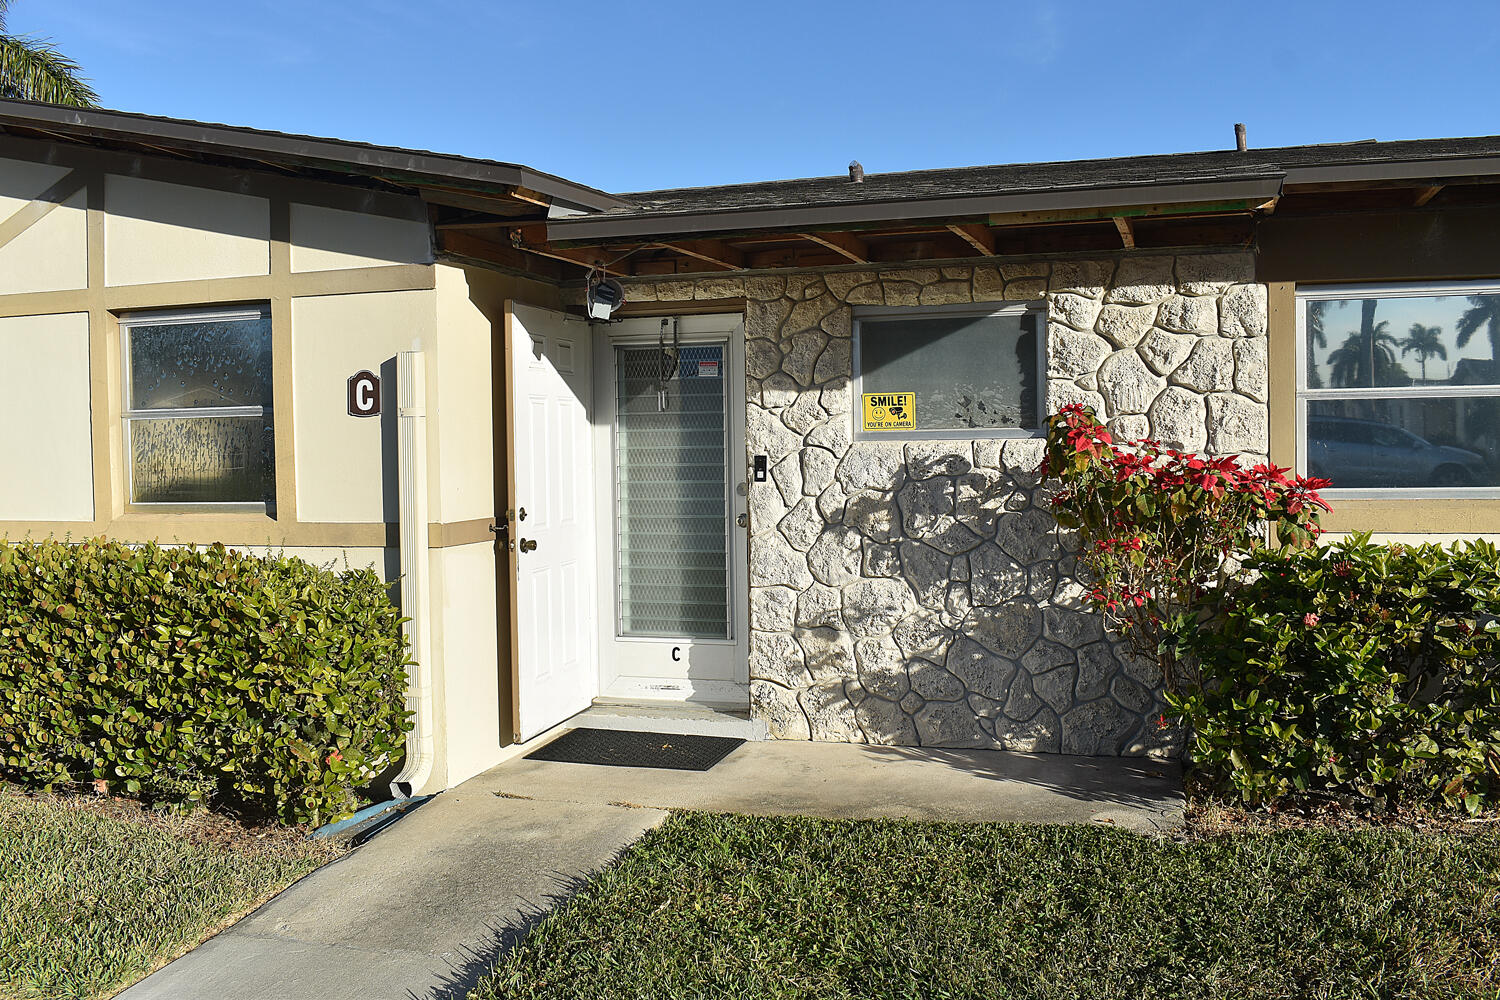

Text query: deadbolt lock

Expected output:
[518,507,528,521]
[519,538,538,553]
[736,512,749,528]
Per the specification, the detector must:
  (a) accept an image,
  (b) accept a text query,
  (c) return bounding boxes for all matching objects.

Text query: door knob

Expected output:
[736,512,749,528]
[519,538,538,553]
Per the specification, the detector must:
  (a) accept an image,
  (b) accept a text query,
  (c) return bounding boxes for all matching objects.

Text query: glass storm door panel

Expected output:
[594,316,749,707]
[615,343,730,638]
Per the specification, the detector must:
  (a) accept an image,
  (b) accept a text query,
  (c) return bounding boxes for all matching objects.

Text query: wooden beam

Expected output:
[435,218,513,231]
[1113,216,1135,249]
[945,223,996,255]
[507,185,552,208]
[507,230,631,275]
[419,184,538,216]
[1414,184,1444,206]
[436,230,565,281]
[654,239,744,270]
[799,231,868,263]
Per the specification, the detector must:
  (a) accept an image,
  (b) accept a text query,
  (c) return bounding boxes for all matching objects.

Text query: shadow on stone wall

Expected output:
[625,256,1266,759]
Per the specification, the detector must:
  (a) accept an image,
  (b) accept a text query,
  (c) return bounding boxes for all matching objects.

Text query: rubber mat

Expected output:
[524,728,744,771]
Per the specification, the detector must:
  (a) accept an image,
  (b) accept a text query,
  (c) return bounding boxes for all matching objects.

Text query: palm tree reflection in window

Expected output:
[1400,323,1447,382]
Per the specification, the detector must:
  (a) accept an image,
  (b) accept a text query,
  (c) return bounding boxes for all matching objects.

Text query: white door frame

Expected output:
[591,313,749,706]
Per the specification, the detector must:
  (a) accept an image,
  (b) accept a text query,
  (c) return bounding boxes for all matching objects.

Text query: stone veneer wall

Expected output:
[619,253,1268,755]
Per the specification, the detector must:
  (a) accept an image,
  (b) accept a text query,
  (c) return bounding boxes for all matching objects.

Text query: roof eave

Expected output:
[0,100,630,213]
[543,175,1287,243]
[1283,155,1500,186]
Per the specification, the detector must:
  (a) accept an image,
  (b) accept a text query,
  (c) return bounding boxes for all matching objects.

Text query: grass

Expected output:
[0,786,338,1000]
[472,811,1500,1000]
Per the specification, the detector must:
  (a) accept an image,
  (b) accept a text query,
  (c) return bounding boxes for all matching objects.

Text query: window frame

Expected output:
[119,304,274,512]
[851,300,1047,442]
[1295,280,1500,500]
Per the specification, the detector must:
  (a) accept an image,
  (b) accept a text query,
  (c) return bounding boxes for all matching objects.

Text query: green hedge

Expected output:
[0,539,412,825]
[1174,534,1500,814]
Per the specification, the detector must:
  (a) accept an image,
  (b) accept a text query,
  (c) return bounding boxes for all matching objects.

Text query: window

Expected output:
[852,302,1043,439]
[120,306,275,507]
[1297,282,1500,496]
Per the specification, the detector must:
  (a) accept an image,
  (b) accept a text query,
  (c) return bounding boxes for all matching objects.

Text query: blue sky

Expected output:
[13,1,1500,194]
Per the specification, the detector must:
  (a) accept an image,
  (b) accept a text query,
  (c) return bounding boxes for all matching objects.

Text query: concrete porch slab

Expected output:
[488,739,1184,834]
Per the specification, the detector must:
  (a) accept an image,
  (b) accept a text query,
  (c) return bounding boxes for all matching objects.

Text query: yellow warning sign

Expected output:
[861,392,915,431]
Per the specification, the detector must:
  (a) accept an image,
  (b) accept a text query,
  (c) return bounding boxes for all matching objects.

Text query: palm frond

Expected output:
[0,33,98,107]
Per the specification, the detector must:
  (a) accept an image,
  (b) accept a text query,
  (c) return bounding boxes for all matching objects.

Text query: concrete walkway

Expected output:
[119,741,1181,1000]
[490,740,1182,831]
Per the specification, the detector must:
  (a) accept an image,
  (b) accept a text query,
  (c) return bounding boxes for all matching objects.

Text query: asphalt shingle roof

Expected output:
[608,136,1500,218]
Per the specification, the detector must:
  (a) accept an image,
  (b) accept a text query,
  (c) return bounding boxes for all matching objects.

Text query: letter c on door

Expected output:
[671,646,681,662]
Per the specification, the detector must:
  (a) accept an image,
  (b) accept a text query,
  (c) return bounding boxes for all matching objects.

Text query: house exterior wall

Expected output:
[620,253,1268,754]
[0,311,94,521]
[1260,208,1500,540]
[0,140,543,793]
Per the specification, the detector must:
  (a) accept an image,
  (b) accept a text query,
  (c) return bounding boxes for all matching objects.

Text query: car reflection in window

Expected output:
[1308,417,1488,488]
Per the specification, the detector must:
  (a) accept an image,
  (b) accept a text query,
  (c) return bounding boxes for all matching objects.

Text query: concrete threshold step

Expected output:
[572,700,767,741]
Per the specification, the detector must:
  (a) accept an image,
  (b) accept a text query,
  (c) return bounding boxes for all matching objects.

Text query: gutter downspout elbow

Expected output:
[392,349,435,798]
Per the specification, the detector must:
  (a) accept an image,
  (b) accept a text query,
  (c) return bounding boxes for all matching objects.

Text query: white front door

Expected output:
[593,314,749,706]
[510,303,597,740]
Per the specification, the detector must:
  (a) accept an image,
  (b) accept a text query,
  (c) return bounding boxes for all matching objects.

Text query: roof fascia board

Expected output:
[0,101,628,212]
[1283,156,1500,186]
[545,176,1285,243]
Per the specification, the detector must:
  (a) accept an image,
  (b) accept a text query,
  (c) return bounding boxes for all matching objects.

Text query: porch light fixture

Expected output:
[586,271,626,321]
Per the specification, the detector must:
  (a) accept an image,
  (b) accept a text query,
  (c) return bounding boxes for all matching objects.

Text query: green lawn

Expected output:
[0,787,336,1000]
[473,812,1500,1000]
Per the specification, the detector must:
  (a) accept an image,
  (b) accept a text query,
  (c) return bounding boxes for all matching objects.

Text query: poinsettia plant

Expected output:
[1040,404,1331,693]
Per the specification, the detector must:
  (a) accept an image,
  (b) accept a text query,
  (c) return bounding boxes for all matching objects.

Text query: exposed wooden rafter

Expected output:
[507,185,552,208]
[435,230,565,281]
[1112,216,1135,249]
[434,218,513,231]
[1414,184,1444,206]
[506,228,628,275]
[799,230,868,263]
[946,223,996,255]
[654,239,744,270]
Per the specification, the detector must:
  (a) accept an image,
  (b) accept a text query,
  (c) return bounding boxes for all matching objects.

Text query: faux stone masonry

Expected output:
[620,253,1268,756]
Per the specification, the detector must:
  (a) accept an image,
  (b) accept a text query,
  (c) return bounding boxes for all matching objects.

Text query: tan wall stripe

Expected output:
[427,517,496,549]
[1,518,491,550]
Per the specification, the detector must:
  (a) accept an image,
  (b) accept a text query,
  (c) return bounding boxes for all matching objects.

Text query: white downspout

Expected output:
[391,348,434,798]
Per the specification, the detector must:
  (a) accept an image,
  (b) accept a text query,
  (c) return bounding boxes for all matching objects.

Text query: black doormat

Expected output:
[525,728,744,771]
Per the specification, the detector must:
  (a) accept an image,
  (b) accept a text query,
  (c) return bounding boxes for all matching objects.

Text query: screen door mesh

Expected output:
[615,343,730,638]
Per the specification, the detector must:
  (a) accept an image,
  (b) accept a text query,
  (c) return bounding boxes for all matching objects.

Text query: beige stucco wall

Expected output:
[428,541,502,787]
[0,143,519,796]
[291,289,438,524]
[0,157,86,295]
[229,544,393,575]
[0,312,93,522]
[104,174,271,285]
[290,203,432,274]
[431,266,498,524]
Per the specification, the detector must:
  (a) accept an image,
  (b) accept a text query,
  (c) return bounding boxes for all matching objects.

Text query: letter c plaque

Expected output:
[347,370,380,417]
